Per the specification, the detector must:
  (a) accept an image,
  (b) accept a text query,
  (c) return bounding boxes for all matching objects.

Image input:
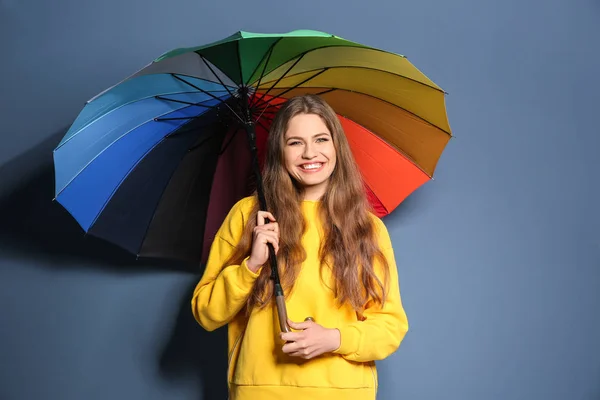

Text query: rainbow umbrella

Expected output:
[53,29,452,331]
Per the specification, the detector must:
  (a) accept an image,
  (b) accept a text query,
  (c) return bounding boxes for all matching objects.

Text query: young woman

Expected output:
[191,94,409,400]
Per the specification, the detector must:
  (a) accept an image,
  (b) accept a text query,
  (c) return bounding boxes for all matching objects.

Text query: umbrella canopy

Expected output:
[53,29,452,266]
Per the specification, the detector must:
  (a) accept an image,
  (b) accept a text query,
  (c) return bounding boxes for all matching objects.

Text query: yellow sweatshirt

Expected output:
[191,196,408,400]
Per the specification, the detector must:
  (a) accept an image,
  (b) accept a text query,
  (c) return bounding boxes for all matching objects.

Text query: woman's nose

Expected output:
[302,144,317,158]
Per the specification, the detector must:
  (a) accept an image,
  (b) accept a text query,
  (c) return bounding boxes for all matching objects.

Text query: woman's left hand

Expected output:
[280,318,341,360]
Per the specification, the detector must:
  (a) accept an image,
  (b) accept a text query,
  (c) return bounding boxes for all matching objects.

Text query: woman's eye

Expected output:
[316,137,329,143]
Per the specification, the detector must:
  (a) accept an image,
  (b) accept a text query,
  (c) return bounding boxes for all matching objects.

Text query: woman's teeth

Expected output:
[301,163,323,170]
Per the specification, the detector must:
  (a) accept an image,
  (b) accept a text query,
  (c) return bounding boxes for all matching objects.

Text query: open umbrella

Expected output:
[53,29,452,332]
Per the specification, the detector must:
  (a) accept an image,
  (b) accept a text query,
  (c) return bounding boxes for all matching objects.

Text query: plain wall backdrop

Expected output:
[1,0,599,399]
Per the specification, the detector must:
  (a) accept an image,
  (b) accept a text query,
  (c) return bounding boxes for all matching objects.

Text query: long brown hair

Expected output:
[225,94,390,314]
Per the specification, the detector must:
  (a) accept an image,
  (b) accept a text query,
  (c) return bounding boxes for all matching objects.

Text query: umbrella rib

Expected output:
[165,122,217,138]
[252,88,337,117]
[171,74,244,124]
[155,116,206,122]
[314,88,337,96]
[158,113,223,140]
[154,95,222,122]
[255,68,328,122]
[252,53,306,108]
[186,128,220,153]
[251,97,279,113]
[245,38,282,87]
[218,127,241,155]
[199,55,238,98]
[251,82,335,111]
[255,119,271,134]
[256,109,277,116]
[253,69,328,114]
[258,113,274,121]
[154,95,219,109]
[248,43,277,108]
[235,39,244,86]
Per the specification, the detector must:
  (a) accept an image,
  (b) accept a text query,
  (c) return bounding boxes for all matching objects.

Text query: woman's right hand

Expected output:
[246,211,279,273]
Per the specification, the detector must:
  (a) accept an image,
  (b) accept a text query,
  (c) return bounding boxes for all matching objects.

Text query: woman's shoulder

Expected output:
[216,195,257,241]
[225,195,257,223]
[232,195,257,212]
[368,211,393,250]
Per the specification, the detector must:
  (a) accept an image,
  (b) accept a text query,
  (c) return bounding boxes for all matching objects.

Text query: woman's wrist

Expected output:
[246,257,261,273]
[328,328,341,352]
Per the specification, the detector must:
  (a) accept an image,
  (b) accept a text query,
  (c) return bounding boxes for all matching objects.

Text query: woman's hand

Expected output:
[246,211,279,273]
[280,319,341,360]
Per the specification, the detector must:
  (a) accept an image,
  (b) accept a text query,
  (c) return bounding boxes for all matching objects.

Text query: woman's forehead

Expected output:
[284,114,331,138]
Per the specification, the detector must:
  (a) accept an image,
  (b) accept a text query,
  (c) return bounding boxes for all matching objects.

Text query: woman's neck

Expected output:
[301,184,327,201]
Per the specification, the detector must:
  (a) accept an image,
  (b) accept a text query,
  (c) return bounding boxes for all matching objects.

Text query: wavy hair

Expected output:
[224,94,390,314]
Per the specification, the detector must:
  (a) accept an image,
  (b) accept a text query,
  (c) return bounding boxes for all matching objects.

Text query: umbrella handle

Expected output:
[275,291,291,333]
[242,116,291,334]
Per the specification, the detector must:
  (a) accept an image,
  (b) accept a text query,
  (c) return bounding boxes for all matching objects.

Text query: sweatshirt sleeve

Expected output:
[333,217,409,362]
[191,198,261,332]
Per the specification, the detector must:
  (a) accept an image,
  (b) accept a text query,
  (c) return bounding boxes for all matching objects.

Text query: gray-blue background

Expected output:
[1,0,598,399]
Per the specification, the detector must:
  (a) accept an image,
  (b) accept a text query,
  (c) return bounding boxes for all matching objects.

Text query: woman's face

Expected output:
[283,113,337,200]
